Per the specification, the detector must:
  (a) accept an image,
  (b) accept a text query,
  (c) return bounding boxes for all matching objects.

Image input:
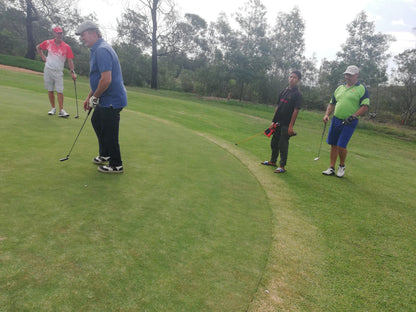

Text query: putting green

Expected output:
[0,84,271,311]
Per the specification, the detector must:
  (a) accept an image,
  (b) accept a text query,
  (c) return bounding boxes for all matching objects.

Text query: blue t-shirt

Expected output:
[89,39,127,109]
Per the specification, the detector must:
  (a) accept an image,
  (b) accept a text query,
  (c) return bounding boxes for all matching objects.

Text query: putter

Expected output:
[314,122,327,161]
[74,80,79,118]
[60,108,92,162]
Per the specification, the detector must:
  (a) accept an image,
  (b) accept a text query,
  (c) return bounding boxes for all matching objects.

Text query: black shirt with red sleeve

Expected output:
[272,85,302,126]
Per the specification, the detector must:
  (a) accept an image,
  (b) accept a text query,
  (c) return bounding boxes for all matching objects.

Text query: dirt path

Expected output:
[0,64,42,75]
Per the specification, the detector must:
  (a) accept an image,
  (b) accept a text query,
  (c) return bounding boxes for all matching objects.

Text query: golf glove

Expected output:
[342,115,356,125]
[89,96,99,108]
[264,123,277,137]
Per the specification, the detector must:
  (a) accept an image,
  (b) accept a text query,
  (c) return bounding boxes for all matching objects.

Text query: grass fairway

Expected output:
[1,68,416,311]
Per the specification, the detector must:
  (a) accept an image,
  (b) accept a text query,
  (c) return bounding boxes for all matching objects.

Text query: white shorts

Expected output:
[44,67,64,93]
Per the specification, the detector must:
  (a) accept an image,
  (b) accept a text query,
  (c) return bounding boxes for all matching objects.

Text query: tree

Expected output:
[393,49,416,125]
[232,0,271,101]
[117,0,178,89]
[207,13,235,58]
[113,43,151,87]
[167,13,209,91]
[23,0,36,59]
[174,13,209,59]
[270,6,305,79]
[0,5,27,55]
[336,11,393,113]
[7,0,88,59]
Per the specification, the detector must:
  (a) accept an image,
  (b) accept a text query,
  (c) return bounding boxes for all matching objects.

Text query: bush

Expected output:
[0,54,44,72]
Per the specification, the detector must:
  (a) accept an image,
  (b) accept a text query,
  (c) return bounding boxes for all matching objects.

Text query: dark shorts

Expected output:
[327,116,358,148]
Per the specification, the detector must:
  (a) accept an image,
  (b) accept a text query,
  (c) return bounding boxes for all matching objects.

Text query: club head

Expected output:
[314,157,320,161]
[74,116,79,119]
[60,156,69,162]
[234,143,238,146]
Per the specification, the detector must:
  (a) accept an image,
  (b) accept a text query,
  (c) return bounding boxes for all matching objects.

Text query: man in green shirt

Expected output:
[322,65,369,178]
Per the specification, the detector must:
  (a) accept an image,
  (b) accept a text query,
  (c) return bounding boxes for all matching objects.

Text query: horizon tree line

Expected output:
[1,0,415,125]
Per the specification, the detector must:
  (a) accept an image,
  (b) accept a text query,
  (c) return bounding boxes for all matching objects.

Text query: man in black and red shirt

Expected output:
[261,70,303,173]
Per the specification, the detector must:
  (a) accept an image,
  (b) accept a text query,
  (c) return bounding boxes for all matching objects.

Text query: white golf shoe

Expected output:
[93,156,110,164]
[59,109,70,117]
[336,165,346,178]
[48,107,56,115]
[322,167,335,176]
[98,165,124,173]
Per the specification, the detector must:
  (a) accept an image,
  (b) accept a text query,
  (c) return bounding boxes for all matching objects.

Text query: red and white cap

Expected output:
[53,26,63,33]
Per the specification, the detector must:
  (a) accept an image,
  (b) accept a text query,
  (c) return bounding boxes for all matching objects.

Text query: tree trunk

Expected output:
[150,0,158,89]
[24,0,36,60]
[239,82,244,101]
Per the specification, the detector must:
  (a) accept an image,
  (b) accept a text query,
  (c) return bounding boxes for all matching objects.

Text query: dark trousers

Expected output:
[270,125,290,167]
[91,105,123,166]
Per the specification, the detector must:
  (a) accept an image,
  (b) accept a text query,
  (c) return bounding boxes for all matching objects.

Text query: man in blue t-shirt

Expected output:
[76,21,128,173]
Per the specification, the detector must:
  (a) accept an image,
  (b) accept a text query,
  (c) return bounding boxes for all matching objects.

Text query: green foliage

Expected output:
[0,6,27,55]
[0,0,413,127]
[336,11,393,86]
[301,85,327,111]
[177,69,195,92]
[116,8,152,49]
[113,43,151,87]
[393,49,416,125]
[271,6,305,77]
[0,54,44,72]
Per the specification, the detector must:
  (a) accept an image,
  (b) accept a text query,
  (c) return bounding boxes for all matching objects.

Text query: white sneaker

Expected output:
[97,165,124,173]
[337,165,345,178]
[322,167,335,176]
[59,109,69,117]
[48,107,56,115]
[93,156,110,164]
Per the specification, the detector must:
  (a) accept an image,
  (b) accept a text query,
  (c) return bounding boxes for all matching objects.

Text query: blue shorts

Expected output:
[327,116,358,148]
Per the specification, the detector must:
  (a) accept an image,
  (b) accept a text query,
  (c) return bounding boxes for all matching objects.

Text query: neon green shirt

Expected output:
[331,82,370,119]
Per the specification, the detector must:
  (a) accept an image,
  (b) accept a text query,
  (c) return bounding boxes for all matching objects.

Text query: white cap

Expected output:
[343,65,359,75]
[76,21,99,35]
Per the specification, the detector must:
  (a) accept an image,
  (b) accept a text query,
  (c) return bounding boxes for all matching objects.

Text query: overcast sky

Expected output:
[78,0,416,65]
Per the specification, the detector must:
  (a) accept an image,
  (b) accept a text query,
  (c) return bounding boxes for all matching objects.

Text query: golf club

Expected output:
[74,80,79,118]
[60,108,92,162]
[234,130,264,145]
[314,122,327,161]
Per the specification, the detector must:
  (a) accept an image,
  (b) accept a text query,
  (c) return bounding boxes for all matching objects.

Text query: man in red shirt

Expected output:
[36,26,77,117]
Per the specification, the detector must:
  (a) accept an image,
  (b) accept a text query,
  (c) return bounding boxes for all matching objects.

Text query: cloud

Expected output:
[392,19,406,26]
[387,31,416,54]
